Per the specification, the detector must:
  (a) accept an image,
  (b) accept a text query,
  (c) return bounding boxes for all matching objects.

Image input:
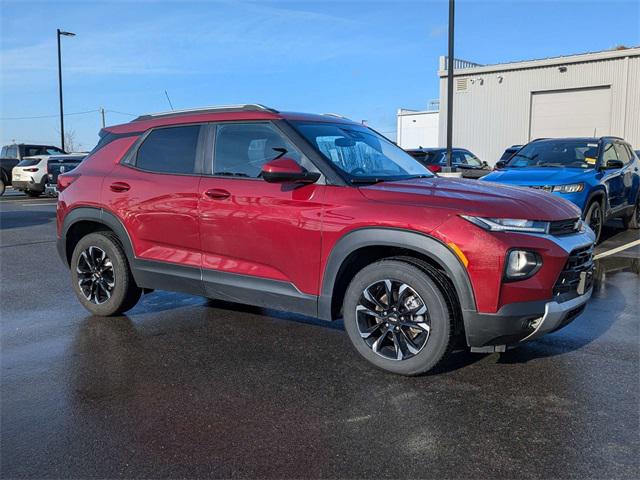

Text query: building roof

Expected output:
[438,46,640,77]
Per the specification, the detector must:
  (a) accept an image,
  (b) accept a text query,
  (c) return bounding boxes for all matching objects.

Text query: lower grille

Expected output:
[553,245,594,299]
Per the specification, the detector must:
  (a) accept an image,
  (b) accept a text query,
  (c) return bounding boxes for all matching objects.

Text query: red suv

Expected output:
[57,104,595,375]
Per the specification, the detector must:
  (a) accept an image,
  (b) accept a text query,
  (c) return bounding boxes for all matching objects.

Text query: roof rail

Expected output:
[132,104,279,121]
[323,113,349,119]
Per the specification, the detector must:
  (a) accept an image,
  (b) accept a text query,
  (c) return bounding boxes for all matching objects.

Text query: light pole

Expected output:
[445,0,455,172]
[57,29,75,151]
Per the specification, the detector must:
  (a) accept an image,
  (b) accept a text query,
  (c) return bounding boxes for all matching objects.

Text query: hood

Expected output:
[482,167,594,186]
[359,177,581,221]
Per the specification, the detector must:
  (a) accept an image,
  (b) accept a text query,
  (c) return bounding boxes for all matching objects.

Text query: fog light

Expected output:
[504,249,542,281]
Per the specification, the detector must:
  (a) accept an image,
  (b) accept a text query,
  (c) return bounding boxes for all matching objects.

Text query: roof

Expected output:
[438,46,640,77]
[106,105,358,134]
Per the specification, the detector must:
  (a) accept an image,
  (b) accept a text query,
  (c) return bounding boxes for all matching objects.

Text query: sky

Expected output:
[1,0,639,150]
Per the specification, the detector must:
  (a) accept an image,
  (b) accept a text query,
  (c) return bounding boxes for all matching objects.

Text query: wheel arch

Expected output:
[59,207,135,266]
[319,228,477,323]
[584,187,607,216]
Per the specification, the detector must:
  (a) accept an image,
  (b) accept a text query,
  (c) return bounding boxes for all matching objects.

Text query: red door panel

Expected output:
[198,178,325,295]
[103,164,201,267]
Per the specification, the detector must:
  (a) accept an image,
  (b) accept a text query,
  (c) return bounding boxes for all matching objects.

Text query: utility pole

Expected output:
[100,107,106,128]
[445,0,455,171]
[57,28,76,151]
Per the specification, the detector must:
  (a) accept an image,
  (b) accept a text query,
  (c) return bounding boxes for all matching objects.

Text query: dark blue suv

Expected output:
[483,137,640,242]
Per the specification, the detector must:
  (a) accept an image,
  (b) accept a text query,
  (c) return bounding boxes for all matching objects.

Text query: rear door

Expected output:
[102,124,204,270]
[197,121,325,309]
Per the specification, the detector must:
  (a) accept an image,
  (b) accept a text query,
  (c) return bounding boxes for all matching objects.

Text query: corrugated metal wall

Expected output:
[438,51,640,164]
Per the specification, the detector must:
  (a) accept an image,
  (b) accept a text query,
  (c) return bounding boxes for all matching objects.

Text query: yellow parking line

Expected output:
[594,239,640,260]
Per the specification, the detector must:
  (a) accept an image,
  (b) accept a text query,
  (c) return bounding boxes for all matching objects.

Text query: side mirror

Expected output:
[261,158,320,184]
[495,160,506,170]
[602,159,624,170]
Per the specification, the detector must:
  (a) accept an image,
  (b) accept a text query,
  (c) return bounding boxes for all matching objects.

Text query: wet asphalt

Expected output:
[1,189,639,479]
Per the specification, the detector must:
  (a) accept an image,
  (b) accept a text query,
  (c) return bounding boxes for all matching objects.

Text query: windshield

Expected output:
[291,122,433,183]
[507,140,599,168]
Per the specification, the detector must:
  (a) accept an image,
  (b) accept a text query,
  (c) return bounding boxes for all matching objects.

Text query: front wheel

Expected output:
[584,200,603,243]
[70,232,142,316]
[343,260,452,376]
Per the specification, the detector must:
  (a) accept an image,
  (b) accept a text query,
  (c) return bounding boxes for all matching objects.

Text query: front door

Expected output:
[198,122,325,313]
[600,141,625,211]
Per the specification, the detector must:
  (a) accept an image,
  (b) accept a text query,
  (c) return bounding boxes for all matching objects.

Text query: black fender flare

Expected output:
[318,227,477,321]
[583,188,607,217]
[58,206,136,266]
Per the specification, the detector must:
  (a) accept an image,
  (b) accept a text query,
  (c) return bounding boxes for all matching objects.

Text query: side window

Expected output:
[463,152,482,167]
[614,143,631,165]
[452,151,467,165]
[213,123,302,178]
[135,125,200,174]
[601,142,618,165]
[7,146,18,158]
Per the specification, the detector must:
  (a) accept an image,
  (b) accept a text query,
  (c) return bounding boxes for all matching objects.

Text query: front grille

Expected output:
[553,245,594,299]
[549,218,580,236]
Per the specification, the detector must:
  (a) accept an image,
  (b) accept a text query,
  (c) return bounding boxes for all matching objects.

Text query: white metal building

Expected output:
[437,47,640,165]
[396,108,439,149]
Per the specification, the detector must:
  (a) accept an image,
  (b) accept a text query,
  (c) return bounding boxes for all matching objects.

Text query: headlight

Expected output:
[551,183,584,194]
[504,249,542,281]
[461,216,549,233]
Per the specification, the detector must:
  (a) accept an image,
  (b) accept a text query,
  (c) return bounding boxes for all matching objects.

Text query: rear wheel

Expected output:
[343,260,452,376]
[622,196,639,230]
[584,200,603,243]
[71,232,141,316]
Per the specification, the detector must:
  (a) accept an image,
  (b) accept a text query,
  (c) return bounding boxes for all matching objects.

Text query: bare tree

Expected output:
[64,130,80,152]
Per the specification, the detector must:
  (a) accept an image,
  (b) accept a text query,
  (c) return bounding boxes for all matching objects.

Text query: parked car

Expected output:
[44,154,87,196]
[496,145,523,167]
[482,137,640,243]
[57,104,595,376]
[406,147,491,178]
[0,143,65,195]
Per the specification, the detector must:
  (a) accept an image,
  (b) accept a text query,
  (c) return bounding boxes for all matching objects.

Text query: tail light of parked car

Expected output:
[57,173,77,192]
[426,165,442,173]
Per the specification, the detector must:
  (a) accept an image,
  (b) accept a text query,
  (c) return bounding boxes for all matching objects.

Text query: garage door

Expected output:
[529,86,611,140]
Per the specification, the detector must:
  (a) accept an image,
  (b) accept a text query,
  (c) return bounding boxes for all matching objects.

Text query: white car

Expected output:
[12,155,51,197]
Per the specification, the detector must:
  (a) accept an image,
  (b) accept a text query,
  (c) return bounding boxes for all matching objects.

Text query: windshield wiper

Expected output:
[536,163,563,167]
[349,177,387,185]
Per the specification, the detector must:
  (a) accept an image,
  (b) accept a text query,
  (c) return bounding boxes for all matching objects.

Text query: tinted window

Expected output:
[6,146,18,158]
[614,143,631,165]
[214,123,302,178]
[407,151,442,165]
[136,126,200,174]
[17,159,41,167]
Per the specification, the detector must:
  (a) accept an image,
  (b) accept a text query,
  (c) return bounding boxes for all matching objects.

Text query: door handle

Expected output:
[109,182,130,192]
[204,188,230,200]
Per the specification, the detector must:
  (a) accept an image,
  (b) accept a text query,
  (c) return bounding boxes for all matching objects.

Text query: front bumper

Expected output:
[466,287,593,349]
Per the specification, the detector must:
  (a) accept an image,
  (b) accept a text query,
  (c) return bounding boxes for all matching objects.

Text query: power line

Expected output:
[0,109,99,120]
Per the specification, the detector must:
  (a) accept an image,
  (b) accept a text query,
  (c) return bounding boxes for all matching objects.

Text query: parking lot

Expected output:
[1,189,638,478]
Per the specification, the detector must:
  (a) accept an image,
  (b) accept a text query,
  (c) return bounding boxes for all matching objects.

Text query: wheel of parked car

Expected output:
[622,196,640,230]
[584,201,603,243]
[70,232,142,316]
[342,259,452,376]
[25,190,41,198]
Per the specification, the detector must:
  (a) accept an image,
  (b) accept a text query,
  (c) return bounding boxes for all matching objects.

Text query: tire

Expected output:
[622,196,639,230]
[26,190,41,198]
[70,232,142,316]
[584,200,603,244]
[343,259,452,376]
[0,178,5,196]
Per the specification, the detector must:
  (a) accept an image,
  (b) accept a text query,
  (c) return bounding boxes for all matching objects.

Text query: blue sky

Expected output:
[1,0,638,150]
